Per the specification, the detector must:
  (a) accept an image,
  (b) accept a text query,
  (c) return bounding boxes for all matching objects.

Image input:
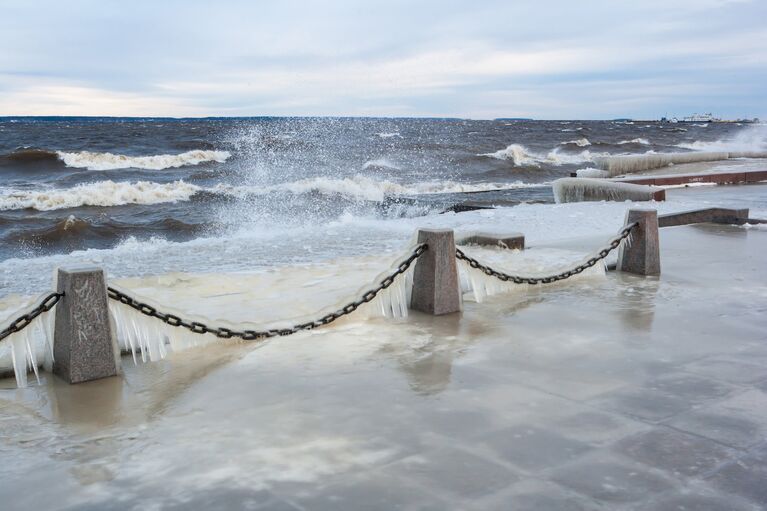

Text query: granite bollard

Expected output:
[617,209,660,276]
[53,267,121,384]
[410,229,462,315]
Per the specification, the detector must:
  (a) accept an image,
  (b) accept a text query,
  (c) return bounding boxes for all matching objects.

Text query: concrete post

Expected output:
[53,267,121,384]
[410,229,462,315]
[617,209,661,276]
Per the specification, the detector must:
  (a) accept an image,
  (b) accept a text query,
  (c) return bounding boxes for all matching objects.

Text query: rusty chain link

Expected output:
[455,222,638,285]
[107,243,428,341]
[0,292,63,342]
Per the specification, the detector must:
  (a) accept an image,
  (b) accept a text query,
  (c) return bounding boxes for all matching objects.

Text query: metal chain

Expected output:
[0,292,63,342]
[107,243,428,341]
[455,222,638,285]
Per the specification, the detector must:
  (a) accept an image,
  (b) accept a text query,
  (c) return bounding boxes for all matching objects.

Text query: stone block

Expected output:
[53,267,121,384]
[410,229,461,315]
[617,209,660,276]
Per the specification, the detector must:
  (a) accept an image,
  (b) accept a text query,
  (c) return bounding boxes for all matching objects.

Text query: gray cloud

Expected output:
[1,0,764,118]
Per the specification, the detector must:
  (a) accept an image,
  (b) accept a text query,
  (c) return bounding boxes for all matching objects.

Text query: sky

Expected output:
[0,0,765,119]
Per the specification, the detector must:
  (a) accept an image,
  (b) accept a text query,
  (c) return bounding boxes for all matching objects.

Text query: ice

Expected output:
[594,151,732,175]
[457,241,613,303]
[107,244,421,365]
[0,293,56,387]
[553,178,660,203]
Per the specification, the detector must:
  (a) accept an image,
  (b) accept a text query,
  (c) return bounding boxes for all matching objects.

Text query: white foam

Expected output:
[618,138,650,145]
[362,158,401,171]
[56,149,231,171]
[0,180,201,211]
[480,143,606,166]
[676,125,767,153]
[218,175,537,202]
[376,132,401,139]
[560,138,591,147]
[0,175,539,212]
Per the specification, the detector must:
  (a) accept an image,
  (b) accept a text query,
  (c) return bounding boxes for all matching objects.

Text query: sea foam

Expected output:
[0,180,201,211]
[480,143,607,166]
[56,149,231,170]
[0,175,535,212]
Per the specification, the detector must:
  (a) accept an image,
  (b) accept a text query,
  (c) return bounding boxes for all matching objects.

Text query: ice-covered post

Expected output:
[53,267,121,384]
[410,229,462,315]
[617,209,660,276]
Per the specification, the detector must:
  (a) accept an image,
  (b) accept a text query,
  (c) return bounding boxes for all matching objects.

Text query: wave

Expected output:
[221,175,539,202]
[560,138,591,147]
[676,126,767,153]
[56,149,231,170]
[0,180,202,211]
[5,214,206,246]
[0,175,539,211]
[617,138,650,145]
[479,143,607,167]
[0,148,60,166]
[376,132,401,139]
[362,158,402,171]
[0,147,231,171]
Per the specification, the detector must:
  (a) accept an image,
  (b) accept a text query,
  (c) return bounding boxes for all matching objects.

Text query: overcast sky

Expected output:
[1,0,765,119]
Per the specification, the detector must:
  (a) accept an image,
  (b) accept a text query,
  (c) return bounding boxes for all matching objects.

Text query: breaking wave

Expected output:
[56,149,231,170]
[221,175,539,202]
[677,125,767,153]
[0,176,537,211]
[5,214,206,247]
[479,143,607,167]
[617,138,650,145]
[362,158,402,171]
[0,148,60,166]
[0,148,231,171]
[560,138,591,147]
[0,180,202,211]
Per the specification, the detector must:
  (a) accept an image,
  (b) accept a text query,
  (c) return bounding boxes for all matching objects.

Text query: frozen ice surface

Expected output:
[1,186,767,509]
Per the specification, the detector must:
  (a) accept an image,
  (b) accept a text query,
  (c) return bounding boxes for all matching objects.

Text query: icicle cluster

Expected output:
[108,298,224,365]
[360,257,415,319]
[457,243,625,303]
[107,243,420,365]
[0,295,56,388]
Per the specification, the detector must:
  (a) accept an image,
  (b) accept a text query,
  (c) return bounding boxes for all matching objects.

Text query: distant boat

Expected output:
[681,113,720,123]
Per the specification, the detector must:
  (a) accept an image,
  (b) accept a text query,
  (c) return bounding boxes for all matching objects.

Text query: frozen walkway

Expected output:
[1,223,766,510]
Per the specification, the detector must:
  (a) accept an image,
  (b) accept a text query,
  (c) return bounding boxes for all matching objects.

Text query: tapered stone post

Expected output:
[410,229,462,315]
[617,209,661,276]
[53,267,121,384]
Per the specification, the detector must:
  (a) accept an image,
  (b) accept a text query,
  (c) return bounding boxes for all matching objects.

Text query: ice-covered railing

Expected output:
[0,292,60,387]
[107,243,426,364]
[0,211,664,388]
[456,221,638,303]
[592,151,767,177]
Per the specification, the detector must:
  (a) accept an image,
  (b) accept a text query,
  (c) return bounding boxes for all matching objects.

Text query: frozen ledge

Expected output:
[553,178,665,203]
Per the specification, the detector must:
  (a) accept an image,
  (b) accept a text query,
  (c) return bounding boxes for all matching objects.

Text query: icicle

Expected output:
[41,310,55,373]
[23,326,40,385]
[9,333,28,388]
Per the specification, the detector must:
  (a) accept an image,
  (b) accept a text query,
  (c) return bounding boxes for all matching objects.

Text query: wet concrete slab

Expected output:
[1,223,766,510]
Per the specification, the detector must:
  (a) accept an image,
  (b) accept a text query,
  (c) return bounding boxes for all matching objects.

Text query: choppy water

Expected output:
[0,117,764,294]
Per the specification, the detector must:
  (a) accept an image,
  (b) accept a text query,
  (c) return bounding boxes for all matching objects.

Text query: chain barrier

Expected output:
[0,292,63,342]
[107,243,428,341]
[456,222,638,285]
